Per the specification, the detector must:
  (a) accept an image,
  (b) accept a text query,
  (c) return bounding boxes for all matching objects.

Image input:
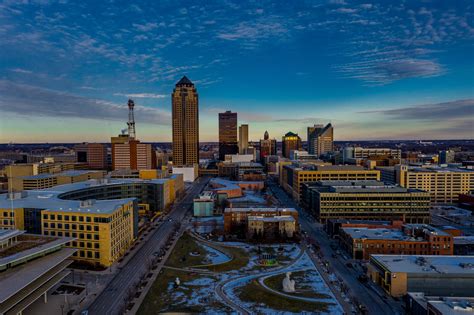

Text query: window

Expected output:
[43,214,48,219]
[94,235,99,240]
[86,217,91,223]
[86,226,91,231]
[95,252,100,259]
[57,215,62,220]
[65,224,70,229]
[94,226,99,232]
[72,216,77,221]
[79,216,84,222]
[65,215,69,221]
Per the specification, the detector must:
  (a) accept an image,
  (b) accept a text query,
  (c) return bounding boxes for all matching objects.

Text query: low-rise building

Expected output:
[406,292,474,315]
[247,215,296,239]
[368,255,474,297]
[224,207,298,235]
[280,164,380,202]
[10,170,105,191]
[193,191,216,217]
[302,180,431,223]
[0,230,75,315]
[340,224,453,260]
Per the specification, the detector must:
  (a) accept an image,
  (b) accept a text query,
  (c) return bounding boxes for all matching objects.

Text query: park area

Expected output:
[137,230,342,314]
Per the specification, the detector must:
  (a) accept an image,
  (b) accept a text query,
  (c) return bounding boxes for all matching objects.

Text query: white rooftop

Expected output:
[248,215,295,222]
[225,207,297,213]
[371,255,474,275]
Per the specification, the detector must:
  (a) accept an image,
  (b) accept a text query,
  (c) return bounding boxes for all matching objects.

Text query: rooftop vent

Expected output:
[80,200,96,208]
[8,191,27,200]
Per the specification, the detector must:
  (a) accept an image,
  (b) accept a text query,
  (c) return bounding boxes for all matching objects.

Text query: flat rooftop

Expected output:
[371,255,474,275]
[343,224,449,241]
[20,170,102,180]
[225,207,297,213]
[0,178,178,213]
[248,215,295,222]
[408,166,474,173]
[408,293,474,315]
[307,180,424,194]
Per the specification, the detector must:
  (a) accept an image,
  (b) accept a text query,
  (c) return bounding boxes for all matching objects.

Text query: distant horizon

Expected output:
[1,138,472,146]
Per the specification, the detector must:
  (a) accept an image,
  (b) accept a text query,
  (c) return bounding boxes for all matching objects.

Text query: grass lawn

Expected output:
[202,245,250,272]
[263,271,331,299]
[137,268,230,314]
[237,279,333,313]
[165,233,210,268]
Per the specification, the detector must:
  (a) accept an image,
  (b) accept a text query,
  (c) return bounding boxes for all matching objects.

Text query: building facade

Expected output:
[219,111,238,161]
[172,76,199,167]
[396,165,474,204]
[307,123,333,156]
[281,164,380,202]
[112,138,156,171]
[340,224,453,260]
[259,131,277,163]
[302,180,431,223]
[239,124,249,154]
[282,132,302,159]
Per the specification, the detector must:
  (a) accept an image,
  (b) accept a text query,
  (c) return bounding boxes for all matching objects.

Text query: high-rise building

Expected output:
[439,150,455,164]
[219,111,238,160]
[308,123,333,156]
[172,76,199,167]
[75,143,108,169]
[111,137,156,170]
[259,131,277,162]
[239,124,249,154]
[282,131,302,158]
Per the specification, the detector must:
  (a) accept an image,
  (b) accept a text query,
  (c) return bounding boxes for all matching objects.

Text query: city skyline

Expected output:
[1,1,473,143]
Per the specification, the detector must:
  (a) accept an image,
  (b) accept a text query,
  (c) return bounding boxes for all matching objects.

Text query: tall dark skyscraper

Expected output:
[218,110,238,160]
[282,131,302,158]
[172,76,199,166]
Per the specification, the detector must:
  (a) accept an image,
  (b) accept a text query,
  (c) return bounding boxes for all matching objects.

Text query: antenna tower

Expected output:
[127,99,136,139]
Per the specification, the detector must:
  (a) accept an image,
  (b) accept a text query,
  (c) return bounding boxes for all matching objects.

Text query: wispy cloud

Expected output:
[9,68,32,74]
[113,93,167,99]
[360,99,474,120]
[0,81,171,125]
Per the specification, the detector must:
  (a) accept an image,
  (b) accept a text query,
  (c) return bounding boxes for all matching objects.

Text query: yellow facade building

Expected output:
[41,199,135,267]
[396,165,474,204]
[281,164,380,202]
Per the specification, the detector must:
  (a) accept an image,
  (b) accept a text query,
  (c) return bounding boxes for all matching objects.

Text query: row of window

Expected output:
[43,230,99,240]
[43,222,100,231]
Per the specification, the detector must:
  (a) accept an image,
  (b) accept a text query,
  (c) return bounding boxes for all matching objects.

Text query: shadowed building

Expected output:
[259,131,277,163]
[239,124,249,154]
[219,111,238,160]
[282,131,302,158]
[172,76,199,167]
[307,123,333,156]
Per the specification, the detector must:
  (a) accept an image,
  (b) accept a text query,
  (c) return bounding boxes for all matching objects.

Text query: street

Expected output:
[267,178,403,315]
[85,176,210,315]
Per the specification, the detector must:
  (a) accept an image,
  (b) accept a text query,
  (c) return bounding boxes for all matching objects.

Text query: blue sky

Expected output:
[0,0,473,142]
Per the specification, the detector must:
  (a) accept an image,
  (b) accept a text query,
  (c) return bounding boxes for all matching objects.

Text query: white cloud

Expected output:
[113,93,167,99]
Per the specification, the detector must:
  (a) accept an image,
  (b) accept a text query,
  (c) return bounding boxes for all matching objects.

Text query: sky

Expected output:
[0,0,473,143]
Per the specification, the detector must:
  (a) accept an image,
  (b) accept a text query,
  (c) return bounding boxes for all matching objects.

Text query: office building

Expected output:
[172,76,199,167]
[340,224,453,260]
[193,191,216,217]
[282,132,302,158]
[307,123,333,156]
[259,131,277,163]
[0,230,75,315]
[6,162,88,192]
[342,147,401,165]
[9,170,104,191]
[367,255,474,297]
[302,180,430,223]
[406,292,474,315]
[0,176,184,266]
[247,215,297,239]
[219,111,238,160]
[111,137,156,171]
[396,165,474,204]
[239,124,249,154]
[224,207,299,235]
[280,164,380,202]
[439,150,456,164]
[75,143,108,169]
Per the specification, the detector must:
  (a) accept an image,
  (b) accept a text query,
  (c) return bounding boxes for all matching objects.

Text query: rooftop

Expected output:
[408,293,474,315]
[343,224,449,241]
[308,180,423,194]
[20,170,102,180]
[248,215,295,222]
[225,207,297,213]
[408,165,474,173]
[0,178,177,214]
[176,75,193,86]
[371,255,474,275]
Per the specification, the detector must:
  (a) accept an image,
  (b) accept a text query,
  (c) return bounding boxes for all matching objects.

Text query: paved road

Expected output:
[86,177,210,315]
[267,179,402,315]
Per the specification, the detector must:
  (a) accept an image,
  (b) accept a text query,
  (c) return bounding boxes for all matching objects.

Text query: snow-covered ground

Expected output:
[200,243,231,265]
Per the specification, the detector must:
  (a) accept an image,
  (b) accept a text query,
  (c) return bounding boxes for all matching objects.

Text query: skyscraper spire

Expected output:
[127,99,136,139]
